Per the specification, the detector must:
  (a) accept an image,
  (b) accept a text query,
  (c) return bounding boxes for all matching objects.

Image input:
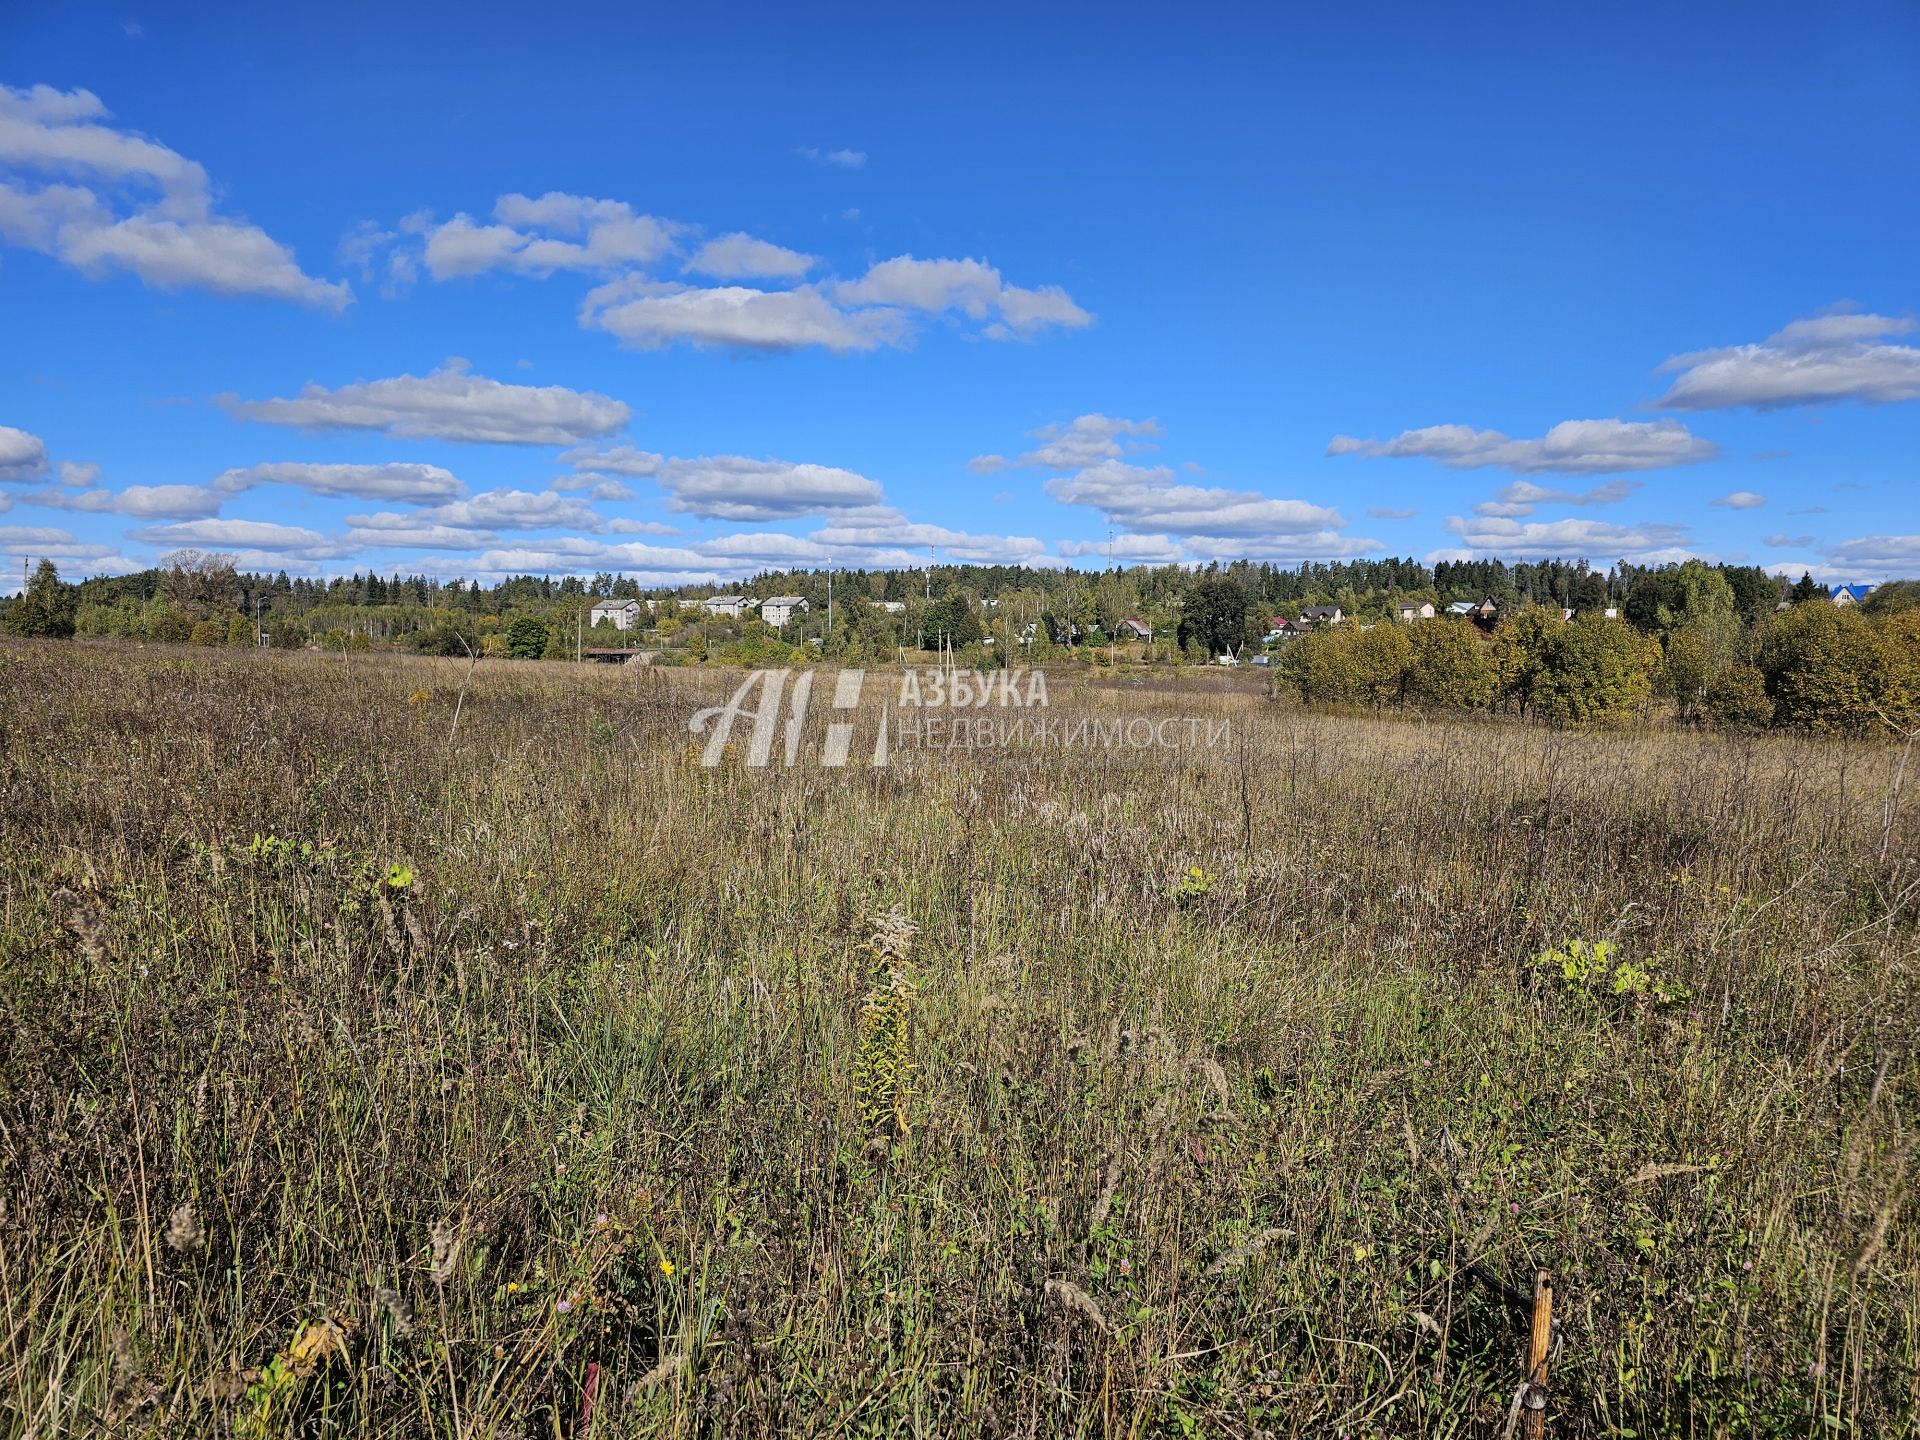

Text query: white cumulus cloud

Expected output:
[580,278,903,353]
[1017,415,1162,470]
[0,523,120,563]
[1180,532,1387,563]
[974,412,1366,564]
[420,193,677,280]
[1048,460,1342,539]
[1472,478,1638,518]
[25,483,225,518]
[342,522,502,551]
[1657,309,1920,410]
[1058,534,1186,564]
[559,444,663,477]
[214,462,467,504]
[686,232,815,280]
[1823,534,1920,571]
[220,359,630,445]
[654,456,885,521]
[1442,514,1694,561]
[360,185,1089,354]
[835,256,1092,340]
[421,538,719,585]
[0,424,49,480]
[0,83,348,308]
[796,146,867,169]
[347,488,601,534]
[1328,418,1719,475]
[807,515,1051,566]
[695,531,832,565]
[130,517,340,557]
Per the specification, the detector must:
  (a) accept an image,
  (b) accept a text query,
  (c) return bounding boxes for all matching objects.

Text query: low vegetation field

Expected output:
[1,641,1916,1438]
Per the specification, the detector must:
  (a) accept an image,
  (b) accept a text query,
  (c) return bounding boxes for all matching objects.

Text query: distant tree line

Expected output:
[1277,565,1920,734]
[4,553,1915,734]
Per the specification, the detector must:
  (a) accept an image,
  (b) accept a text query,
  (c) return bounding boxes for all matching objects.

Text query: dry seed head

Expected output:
[1204,1225,1294,1278]
[374,1285,414,1337]
[108,1323,136,1384]
[1044,1278,1109,1332]
[1087,1140,1122,1235]
[50,887,109,967]
[640,1350,687,1388]
[165,1201,202,1253]
[1197,1056,1232,1108]
[869,907,917,966]
[429,1218,458,1284]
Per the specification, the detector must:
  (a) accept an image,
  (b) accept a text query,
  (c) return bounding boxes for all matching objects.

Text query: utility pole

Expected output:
[826,559,833,652]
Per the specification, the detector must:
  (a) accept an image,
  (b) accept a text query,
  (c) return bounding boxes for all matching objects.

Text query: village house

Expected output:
[700,594,755,619]
[1113,617,1153,641]
[759,595,810,628]
[588,597,642,630]
[1395,600,1436,622]
[1266,616,1307,640]
[1828,584,1875,606]
[877,600,906,614]
[1300,605,1344,625]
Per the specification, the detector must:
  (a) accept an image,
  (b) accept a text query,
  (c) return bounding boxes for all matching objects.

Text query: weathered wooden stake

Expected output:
[1524,1268,1553,1439]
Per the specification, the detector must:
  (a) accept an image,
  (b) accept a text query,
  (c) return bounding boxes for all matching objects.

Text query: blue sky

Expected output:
[3,0,1917,591]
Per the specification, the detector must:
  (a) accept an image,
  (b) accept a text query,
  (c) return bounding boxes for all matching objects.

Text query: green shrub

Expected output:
[1704,663,1773,731]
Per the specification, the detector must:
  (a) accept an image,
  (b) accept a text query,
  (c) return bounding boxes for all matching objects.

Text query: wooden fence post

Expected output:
[1524,1268,1553,1439]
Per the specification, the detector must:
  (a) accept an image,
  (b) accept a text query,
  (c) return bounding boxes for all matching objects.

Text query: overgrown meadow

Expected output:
[1,642,1916,1438]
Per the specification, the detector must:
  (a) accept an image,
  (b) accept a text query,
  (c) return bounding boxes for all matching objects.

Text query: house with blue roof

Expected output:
[1828,584,1876,606]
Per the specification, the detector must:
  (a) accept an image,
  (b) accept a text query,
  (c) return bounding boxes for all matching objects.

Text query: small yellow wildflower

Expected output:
[1353,1244,1372,1261]
[659,1258,675,1277]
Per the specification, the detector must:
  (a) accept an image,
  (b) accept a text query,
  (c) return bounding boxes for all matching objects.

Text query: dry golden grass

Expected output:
[0,640,1916,1437]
